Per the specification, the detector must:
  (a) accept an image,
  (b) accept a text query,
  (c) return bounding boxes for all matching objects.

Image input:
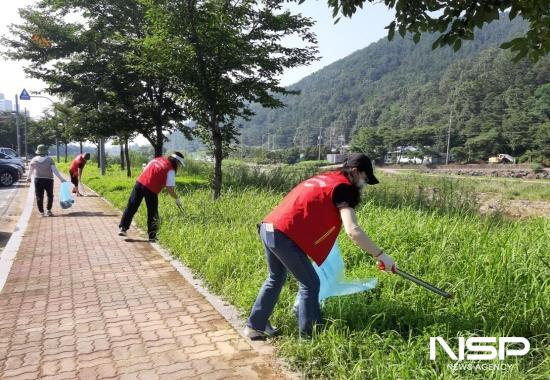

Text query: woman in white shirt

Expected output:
[26,144,66,217]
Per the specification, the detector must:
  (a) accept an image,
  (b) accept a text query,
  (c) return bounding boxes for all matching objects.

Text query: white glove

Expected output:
[175,197,182,208]
[376,252,396,273]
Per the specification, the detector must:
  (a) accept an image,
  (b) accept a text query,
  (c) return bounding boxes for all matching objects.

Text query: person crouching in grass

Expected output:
[118,152,185,242]
[245,153,397,340]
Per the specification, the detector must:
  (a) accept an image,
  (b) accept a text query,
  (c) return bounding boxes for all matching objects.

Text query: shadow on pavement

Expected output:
[62,211,118,217]
[0,231,12,248]
[124,238,149,243]
[0,183,28,191]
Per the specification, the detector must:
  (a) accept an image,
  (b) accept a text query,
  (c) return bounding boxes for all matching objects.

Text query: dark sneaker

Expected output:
[243,323,279,341]
[148,238,157,243]
[118,228,127,236]
[45,210,53,217]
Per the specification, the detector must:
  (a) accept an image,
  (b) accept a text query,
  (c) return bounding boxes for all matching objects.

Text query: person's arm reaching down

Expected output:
[165,170,182,207]
[165,186,182,207]
[50,164,66,182]
[340,207,396,272]
[26,163,35,183]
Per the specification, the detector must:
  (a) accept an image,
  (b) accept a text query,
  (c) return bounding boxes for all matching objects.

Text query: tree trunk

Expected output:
[211,121,223,199]
[154,144,163,157]
[120,144,125,171]
[124,139,131,178]
[97,143,100,167]
[154,123,164,157]
[64,143,68,163]
[79,142,83,154]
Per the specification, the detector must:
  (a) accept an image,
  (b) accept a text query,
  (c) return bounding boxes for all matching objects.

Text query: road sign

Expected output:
[19,89,31,100]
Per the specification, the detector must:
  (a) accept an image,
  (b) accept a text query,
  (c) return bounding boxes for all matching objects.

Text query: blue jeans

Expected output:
[247,223,321,336]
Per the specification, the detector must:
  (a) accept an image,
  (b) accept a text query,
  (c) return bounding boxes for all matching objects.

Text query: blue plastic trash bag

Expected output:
[294,240,377,308]
[59,182,75,209]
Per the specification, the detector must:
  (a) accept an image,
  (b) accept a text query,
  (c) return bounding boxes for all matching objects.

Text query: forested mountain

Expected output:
[240,16,549,163]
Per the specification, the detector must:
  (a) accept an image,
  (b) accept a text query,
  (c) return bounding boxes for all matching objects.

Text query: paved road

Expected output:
[0,185,19,216]
[0,182,27,250]
[0,181,290,379]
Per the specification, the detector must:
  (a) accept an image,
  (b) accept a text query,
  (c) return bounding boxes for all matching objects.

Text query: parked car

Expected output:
[0,147,18,157]
[0,152,25,173]
[0,162,21,186]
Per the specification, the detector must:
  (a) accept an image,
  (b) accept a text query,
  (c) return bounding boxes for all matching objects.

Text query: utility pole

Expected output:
[317,126,323,161]
[97,101,106,175]
[14,95,21,156]
[445,106,453,165]
[24,108,28,164]
[100,139,106,175]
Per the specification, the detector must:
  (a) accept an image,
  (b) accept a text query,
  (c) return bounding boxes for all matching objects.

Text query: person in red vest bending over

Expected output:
[118,152,185,242]
[69,152,90,196]
[244,153,396,340]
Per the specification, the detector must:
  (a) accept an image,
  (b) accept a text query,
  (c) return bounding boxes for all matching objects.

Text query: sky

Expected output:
[0,0,394,120]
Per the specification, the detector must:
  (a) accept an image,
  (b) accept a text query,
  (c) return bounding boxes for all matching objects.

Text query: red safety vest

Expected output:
[263,171,352,265]
[137,157,173,194]
[69,154,86,176]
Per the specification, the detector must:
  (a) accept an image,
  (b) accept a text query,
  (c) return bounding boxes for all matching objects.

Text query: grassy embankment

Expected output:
[56,160,549,379]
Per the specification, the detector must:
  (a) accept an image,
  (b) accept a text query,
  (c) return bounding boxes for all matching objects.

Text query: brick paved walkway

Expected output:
[0,183,290,379]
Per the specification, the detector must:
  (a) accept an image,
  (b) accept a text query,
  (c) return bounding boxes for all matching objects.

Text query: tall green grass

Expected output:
[222,161,321,192]
[73,162,548,379]
[400,171,550,202]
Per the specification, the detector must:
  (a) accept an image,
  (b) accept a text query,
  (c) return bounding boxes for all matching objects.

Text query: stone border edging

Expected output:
[82,182,300,379]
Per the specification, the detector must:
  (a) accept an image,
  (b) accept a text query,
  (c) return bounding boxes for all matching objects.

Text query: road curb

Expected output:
[0,182,34,292]
[82,182,300,379]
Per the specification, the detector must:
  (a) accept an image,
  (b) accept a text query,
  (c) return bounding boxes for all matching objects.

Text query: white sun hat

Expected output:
[171,153,185,167]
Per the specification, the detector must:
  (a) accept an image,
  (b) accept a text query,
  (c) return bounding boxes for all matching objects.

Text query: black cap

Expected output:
[343,153,379,185]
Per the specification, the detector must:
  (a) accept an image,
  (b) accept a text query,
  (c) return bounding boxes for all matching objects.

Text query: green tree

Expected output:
[313,0,549,62]
[534,83,550,119]
[0,112,17,148]
[464,129,507,160]
[27,114,58,152]
[450,146,468,163]
[240,15,545,160]
[531,121,550,165]
[145,0,318,198]
[3,0,188,158]
[350,127,386,163]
